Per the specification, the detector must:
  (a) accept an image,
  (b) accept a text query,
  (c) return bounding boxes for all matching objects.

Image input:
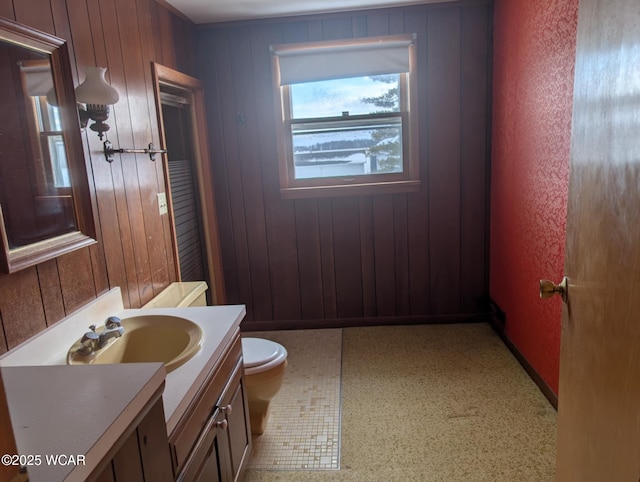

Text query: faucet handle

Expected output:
[105,316,122,329]
[78,328,99,356]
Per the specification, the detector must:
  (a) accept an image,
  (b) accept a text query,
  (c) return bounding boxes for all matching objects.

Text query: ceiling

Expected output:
[165,0,456,24]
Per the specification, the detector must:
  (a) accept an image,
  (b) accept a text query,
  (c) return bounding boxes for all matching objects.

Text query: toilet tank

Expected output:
[142,281,208,308]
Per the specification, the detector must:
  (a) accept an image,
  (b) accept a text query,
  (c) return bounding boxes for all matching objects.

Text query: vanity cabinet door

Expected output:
[92,395,173,482]
[137,397,174,481]
[178,362,251,482]
[178,409,228,482]
[171,334,243,474]
[216,361,251,481]
[170,332,252,482]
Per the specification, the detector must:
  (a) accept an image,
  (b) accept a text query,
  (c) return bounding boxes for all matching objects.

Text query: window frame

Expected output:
[271,34,420,199]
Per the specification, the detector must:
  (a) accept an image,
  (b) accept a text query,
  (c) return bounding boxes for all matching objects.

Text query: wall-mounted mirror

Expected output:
[0,17,96,273]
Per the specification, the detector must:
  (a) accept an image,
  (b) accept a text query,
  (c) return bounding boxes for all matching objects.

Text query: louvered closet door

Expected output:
[162,100,206,282]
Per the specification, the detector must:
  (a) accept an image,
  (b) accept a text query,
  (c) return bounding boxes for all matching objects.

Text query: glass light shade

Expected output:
[74,67,119,105]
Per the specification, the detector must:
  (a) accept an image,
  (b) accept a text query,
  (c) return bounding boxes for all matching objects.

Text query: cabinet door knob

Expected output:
[220,404,233,416]
[216,419,228,431]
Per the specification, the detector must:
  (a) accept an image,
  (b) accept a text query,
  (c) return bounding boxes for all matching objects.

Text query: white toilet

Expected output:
[143,281,288,436]
[241,337,288,435]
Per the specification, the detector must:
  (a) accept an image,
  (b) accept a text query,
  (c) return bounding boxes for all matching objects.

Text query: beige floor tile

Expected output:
[244,323,557,481]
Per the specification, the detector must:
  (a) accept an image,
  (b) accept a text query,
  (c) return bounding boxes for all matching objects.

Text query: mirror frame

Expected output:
[0,17,96,273]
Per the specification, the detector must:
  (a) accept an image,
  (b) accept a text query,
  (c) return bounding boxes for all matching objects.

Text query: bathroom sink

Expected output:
[67,315,203,373]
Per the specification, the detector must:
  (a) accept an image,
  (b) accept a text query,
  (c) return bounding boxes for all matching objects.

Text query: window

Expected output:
[19,59,71,194]
[271,34,420,199]
[33,96,71,189]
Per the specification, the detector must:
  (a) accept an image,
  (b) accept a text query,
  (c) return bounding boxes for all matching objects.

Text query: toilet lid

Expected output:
[242,338,283,368]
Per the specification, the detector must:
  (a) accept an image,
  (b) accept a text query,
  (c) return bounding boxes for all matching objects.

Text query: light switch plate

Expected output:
[158,192,168,215]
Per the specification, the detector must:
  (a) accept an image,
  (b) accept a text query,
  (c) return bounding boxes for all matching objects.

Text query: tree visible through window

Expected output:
[361,74,402,173]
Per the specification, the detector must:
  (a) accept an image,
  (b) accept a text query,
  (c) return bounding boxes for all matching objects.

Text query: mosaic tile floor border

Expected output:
[245,329,342,470]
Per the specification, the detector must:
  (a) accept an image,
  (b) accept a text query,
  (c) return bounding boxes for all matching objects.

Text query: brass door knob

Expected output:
[539,277,568,302]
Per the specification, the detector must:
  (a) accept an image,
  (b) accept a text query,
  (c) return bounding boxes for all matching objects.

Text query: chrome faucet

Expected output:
[77,316,125,355]
[98,316,125,348]
[78,327,99,355]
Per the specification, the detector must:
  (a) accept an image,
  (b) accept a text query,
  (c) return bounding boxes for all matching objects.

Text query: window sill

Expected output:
[280,180,421,200]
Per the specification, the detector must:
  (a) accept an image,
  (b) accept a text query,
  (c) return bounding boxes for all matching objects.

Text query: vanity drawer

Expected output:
[170,330,243,474]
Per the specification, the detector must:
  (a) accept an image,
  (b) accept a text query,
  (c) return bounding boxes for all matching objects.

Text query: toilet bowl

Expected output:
[141,281,288,435]
[242,337,288,435]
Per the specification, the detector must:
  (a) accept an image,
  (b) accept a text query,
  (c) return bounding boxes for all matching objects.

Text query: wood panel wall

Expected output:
[197,1,493,328]
[0,0,196,353]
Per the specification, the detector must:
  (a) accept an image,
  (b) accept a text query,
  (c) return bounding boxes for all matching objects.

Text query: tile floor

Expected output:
[244,324,557,481]
[245,329,342,470]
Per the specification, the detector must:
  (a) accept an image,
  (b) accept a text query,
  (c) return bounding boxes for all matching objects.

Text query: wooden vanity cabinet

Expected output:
[92,388,174,482]
[171,331,252,482]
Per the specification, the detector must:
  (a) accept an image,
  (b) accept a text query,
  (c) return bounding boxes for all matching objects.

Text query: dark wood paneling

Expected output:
[226,25,273,322]
[99,0,145,308]
[198,2,492,326]
[171,14,196,78]
[427,8,463,315]
[332,198,363,318]
[154,3,177,69]
[460,5,491,312]
[13,0,54,33]
[57,248,96,313]
[321,16,352,39]
[0,318,6,354]
[250,23,303,321]
[148,0,164,66]
[0,2,14,19]
[197,29,239,303]
[0,268,47,348]
[36,260,65,326]
[0,0,197,349]
[116,0,169,304]
[294,199,324,319]
[137,0,178,292]
[73,0,132,306]
[318,200,337,319]
[373,195,396,316]
[207,29,255,320]
[359,197,376,316]
[393,194,410,315]
[405,9,430,316]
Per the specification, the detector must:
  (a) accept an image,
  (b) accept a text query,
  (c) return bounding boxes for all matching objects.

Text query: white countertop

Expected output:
[126,304,245,433]
[0,287,246,481]
[2,363,165,482]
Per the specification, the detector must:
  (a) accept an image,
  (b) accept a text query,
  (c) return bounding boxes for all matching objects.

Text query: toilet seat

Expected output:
[242,338,287,375]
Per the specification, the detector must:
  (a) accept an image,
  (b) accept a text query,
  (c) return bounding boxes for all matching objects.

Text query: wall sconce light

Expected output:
[75,66,167,163]
[75,66,119,140]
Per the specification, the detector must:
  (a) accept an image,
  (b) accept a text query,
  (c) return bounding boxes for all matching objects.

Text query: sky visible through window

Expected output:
[290,75,399,119]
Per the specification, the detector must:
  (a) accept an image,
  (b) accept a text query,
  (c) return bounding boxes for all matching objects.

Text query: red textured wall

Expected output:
[491,0,578,395]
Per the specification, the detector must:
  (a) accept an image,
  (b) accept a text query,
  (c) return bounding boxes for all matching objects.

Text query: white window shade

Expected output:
[273,34,415,85]
[18,61,54,97]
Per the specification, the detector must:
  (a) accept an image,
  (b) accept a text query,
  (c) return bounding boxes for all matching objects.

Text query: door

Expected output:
[178,408,226,482]
[555,0,640,479]
[152,63,226,305]
[161,92,207,282]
